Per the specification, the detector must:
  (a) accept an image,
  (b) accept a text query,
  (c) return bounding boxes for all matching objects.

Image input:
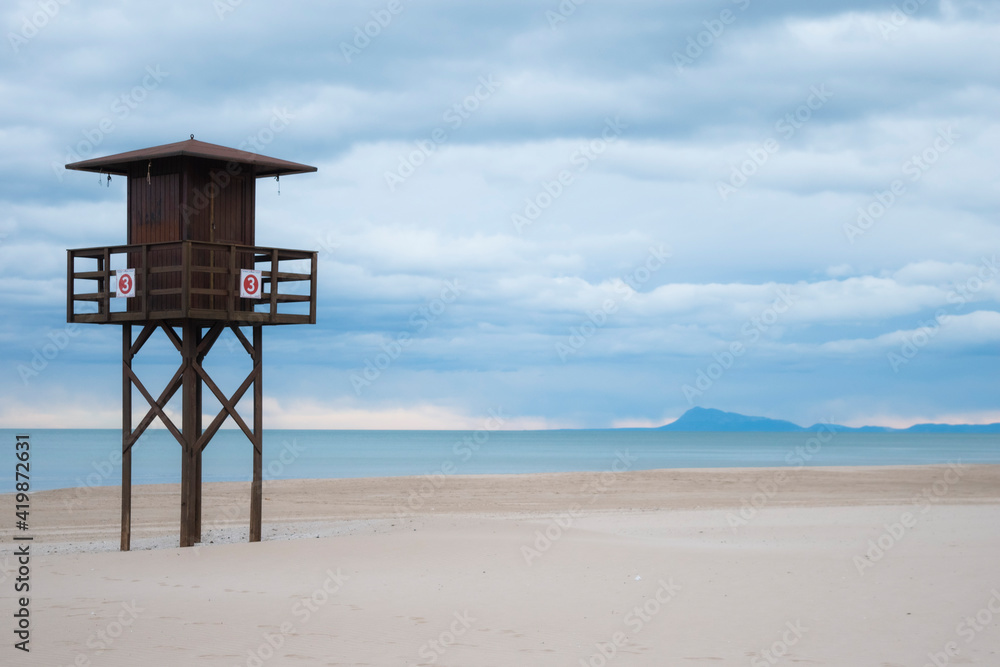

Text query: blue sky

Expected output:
[2,0,999,430]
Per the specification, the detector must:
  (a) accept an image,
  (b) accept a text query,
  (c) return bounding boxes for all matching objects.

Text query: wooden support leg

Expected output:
[121,448,131,551]
[194,327,204,543]
[180,446,195,547]
[250,325,263,542]
[121,325,132,552]
[250,447,261,542]
[194,449,202,543]
[180,324,199,548]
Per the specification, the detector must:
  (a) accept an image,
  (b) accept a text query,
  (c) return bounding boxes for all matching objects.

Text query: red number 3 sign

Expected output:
[116,268,136,298]
[240,269,263,299]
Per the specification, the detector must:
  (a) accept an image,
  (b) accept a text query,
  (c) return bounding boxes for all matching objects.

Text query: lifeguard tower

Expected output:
[65,136,317,550]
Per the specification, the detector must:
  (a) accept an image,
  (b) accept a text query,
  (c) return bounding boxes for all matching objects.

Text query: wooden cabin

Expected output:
[66,136,318,324]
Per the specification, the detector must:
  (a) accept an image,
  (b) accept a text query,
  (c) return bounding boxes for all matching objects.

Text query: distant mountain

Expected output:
[659,407,1000,433]
[659,407,802,432]
[903,423,1000,434]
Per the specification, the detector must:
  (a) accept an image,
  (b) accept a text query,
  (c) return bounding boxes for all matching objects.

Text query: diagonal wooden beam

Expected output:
[125,364,185,451]
[194,376,255,453]
[129,323,158,358]
[197,322,225,358]
[126,364,185,448]
[195,407,231,453]
[195,392,254,452]
[160,323,183,352]
[231,325,255,356]
[193,362,256,447]
[194,362,257,451]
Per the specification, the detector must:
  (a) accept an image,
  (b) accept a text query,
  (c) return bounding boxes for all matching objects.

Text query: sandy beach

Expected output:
[3,464,1000,665]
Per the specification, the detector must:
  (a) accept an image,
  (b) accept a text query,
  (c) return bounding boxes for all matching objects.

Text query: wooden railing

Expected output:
[67,241,317,325]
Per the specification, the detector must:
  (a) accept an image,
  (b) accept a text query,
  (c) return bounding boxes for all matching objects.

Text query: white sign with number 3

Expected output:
[116,268,136,298]
[240,268,263,299]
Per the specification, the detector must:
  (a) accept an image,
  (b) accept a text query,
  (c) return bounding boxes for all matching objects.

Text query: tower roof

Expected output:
[65,137,317,177]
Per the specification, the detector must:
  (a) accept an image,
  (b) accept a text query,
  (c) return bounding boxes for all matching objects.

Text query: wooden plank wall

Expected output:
[181,158,255,310]
[120,157,260,314]
[128,158,181,313]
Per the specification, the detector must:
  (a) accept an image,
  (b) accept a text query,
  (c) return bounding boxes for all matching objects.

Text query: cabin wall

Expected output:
[179,158,256,311]
[127,158,182,312]
[122,156,258,314]
[180,158,254,245]
[127,157,181,244]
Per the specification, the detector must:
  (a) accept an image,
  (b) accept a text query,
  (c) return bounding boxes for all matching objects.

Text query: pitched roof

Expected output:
[65,137,317,177]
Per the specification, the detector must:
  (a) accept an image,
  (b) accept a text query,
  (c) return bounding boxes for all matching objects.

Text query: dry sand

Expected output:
[3,464,1000,665]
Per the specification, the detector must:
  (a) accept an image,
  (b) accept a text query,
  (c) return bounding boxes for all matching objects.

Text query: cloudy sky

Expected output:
[2,0,999,430]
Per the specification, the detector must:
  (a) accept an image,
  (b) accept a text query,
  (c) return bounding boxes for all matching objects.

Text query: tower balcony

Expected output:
[67,240,317,326]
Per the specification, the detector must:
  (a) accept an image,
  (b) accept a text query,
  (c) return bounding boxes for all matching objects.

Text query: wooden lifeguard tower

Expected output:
[65,136,317,550]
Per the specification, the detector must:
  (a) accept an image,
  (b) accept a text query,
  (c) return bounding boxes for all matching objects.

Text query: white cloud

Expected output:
[263,397,555,430]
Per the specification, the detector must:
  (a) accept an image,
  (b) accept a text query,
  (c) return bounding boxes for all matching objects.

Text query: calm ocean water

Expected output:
[2,428,998,493]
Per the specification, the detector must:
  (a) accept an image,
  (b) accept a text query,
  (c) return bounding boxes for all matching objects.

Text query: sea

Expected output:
[2,428,999,493]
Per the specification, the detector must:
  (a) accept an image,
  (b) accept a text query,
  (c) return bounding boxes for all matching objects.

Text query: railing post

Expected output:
[66,250,73,323]
[269,248,278,323]
[102,247,111,322]
[309,252,317,324]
